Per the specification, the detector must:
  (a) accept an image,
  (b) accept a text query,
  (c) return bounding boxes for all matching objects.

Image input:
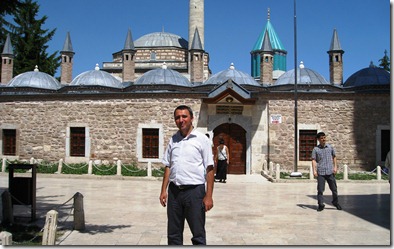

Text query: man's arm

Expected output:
[312,159,318,177]
[203,165,214,212]
[159,167,170,207]
[333,156,337,174]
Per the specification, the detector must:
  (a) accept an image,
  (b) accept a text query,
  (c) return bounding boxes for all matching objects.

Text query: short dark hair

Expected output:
[316,132,326,138]
[174,105,194,118]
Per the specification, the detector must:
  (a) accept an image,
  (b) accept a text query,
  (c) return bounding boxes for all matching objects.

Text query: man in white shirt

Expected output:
[160,105,214,245]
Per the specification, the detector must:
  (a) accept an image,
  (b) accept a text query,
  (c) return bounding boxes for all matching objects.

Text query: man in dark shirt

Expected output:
[312,132,342,212]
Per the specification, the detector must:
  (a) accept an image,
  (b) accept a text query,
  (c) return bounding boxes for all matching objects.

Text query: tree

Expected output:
[9,0,60,76]
[378,49,390,72]
[0,0,23,52]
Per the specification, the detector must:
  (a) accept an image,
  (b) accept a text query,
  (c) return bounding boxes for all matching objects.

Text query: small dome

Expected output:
[134,32,188,49]
[343,62,390,87]
[134,63,192,86]
[203,63,260,86]
[71,64,122,88]
[7,65,61,90]
[275,61,330,85]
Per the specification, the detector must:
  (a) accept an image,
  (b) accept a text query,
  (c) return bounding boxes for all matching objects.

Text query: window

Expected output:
[142,128,159,158]
[70,127,85,157]
[150,52,156,60]
[380,129,390,161]
[2,129,16,155]
[299,130,317,161]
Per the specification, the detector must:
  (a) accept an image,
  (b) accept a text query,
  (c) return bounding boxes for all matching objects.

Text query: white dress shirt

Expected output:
[162,129,214,185]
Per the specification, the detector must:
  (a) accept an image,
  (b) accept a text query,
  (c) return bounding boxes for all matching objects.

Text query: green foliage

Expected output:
[280,171,389,181]
[378,49,390,71]
[8,0,60,75]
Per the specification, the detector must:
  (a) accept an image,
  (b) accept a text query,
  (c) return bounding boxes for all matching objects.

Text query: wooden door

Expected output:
[213,123,246,174]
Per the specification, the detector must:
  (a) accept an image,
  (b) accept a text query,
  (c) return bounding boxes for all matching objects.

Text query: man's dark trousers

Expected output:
[167,183,206,245]
[317,174,339,206]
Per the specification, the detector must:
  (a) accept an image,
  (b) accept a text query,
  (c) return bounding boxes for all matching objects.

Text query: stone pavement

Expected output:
[0,173,390,246]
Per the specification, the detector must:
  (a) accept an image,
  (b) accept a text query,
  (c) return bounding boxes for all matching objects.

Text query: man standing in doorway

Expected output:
[312,132,342,212]
[160,105,215,245]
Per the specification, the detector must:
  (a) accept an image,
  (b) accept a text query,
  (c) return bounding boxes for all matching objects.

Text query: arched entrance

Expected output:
[213,123,246,174]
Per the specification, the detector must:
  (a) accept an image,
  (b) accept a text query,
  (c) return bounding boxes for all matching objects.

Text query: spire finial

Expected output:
[34,65,39,72]
[95,63,100,70]
[267,8,270,21]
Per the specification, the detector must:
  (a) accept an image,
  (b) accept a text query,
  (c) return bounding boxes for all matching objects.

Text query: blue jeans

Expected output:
[317,174,338,206]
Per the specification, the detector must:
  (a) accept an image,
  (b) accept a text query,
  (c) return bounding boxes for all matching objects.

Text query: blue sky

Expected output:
[22,0,391,81]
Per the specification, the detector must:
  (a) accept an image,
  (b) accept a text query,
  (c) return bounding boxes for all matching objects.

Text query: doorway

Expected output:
[213,123,246,174]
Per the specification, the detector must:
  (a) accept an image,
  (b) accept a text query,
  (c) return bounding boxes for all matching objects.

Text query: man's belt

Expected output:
[170,182,202,190]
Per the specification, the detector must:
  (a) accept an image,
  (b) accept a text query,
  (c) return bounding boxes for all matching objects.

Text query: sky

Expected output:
[11,0,391,81]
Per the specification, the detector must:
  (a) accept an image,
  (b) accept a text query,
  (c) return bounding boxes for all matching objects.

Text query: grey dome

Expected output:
[343,62,390,87]
[275,62,330,85]
[134,32,188,48]
[71,64,122,88]
[134,63,192,86]
[203,63,260,86]
[7,66,61,90]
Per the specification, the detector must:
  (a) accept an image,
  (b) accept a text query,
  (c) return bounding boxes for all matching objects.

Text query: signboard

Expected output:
[270,114,282,124]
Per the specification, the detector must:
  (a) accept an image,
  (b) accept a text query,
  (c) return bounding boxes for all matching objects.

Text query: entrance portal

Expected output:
[213,123,246,174]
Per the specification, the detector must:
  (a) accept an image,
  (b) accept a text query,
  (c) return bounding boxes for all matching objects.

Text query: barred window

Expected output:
[299,130,317,161]
[70,127,85,157]
[143,128,159,158]
[2,129,16,155]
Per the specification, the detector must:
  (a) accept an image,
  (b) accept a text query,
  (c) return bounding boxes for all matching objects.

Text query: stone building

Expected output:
[0,0,390,174]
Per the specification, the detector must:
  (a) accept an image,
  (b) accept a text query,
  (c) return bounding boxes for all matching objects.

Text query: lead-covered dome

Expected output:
[275,61,330,85]
[134,63,192,86]
[134,31,188,48]
[7,65,61,90]
[71,64,122,88]
[203,63,261,86]
[343,62,390,87]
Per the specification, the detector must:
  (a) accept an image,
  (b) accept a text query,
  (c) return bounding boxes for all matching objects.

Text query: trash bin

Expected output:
[8,164,37,221]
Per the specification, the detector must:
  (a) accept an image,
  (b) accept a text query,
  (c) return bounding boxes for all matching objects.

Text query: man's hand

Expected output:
[160,191,167,207]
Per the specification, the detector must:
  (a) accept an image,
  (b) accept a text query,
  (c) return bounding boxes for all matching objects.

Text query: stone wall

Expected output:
[0,97,202,168]
[266,92,390,171]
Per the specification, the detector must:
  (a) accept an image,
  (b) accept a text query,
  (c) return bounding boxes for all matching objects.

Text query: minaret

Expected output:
[327,29,344,85]
[189,0,204,50]
[259,31,274,84]
[1,34,14,84]
[60,32,74,84]
[122,28,136,82]
[190,28,204,83]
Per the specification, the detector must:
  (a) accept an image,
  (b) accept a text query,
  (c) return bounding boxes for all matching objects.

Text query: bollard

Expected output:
[88,161,93,175]
[269,161,274,176]
[377,165,382,180]
[147,161,152,177]
[275,163,280,180]
[57,159,63,174]
[73,192,85,231]
[0,231,12,245]
[1,191,13,226]
[343,164,348,180]
[42,210,58,245]
[2,158,6,173]
[309,164,314,180]
[116,160,122,176]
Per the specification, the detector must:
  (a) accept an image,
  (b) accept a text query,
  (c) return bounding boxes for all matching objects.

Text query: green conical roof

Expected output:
[252,19,285,52]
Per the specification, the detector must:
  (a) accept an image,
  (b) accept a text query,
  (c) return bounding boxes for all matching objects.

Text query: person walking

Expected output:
[159,105,215,245]
[312,132,342,212]
[214,139,229,183]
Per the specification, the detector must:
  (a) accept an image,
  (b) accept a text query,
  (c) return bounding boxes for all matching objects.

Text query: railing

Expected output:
[1,158,164,177]
[261,160,389,181]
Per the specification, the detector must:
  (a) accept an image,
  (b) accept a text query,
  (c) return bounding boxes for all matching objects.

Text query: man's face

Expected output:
[174,109,194,137]
[318,136,326,145]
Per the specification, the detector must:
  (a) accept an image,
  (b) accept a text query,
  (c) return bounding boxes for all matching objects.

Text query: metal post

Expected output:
[291,0,301,177]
